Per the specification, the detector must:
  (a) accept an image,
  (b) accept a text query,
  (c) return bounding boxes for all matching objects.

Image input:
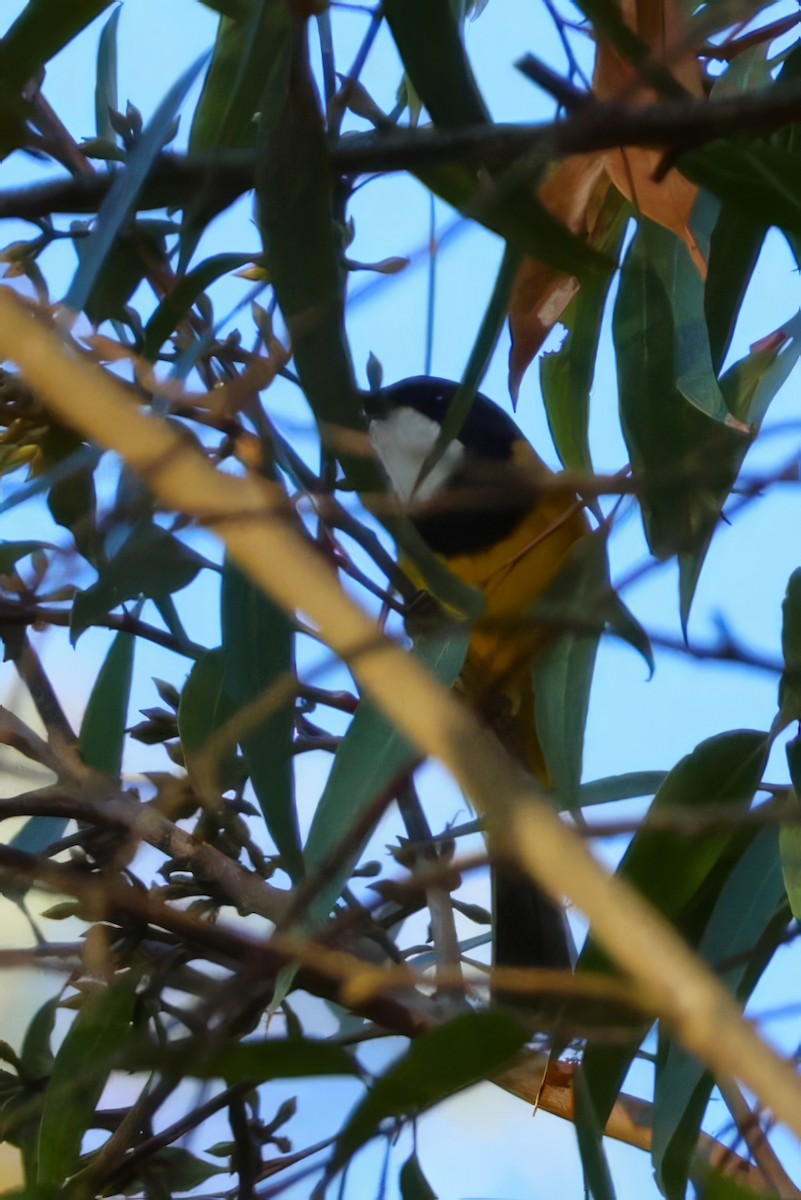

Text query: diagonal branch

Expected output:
[1,290,800,1142]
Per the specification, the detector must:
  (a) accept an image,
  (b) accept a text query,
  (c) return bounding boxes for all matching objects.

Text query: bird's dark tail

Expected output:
[493,867,574,971]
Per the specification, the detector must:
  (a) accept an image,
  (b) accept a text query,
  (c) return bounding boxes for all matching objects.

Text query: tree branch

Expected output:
[499,1056,788,1197]
[0,715,290,927]
[2,81,801,221]
[0,598,205,658]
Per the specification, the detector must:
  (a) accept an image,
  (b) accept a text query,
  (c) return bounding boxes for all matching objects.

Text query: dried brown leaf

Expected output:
[507,156,609,399]
[594,0,706,275]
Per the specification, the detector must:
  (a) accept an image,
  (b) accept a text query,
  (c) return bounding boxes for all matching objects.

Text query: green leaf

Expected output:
[777,569,801,731]
[253,11,365,468]
[681,139,801,242]
[221,558,301,879]
[615,219,724,561]
[614,217,758,628]
[183,1,292,264]
[692,1170,781,1200]
[719,309,801,429]
[302,629,469,928]
[576,771,667,809]
[399,1151,438,1200]
[579,730,770,1124]
[331,1013,527,1173]
[673,236,729,423]
[710,42,774,99]
[574,1068,617,1200]
[704,203,765,375]
[65,50,210,316]
[533,619,597,806]
[36,977,138,1187]
[78,220,166,325]
[143,252,256,360]
[383,0,488,128]
[47,461,99,563]
[141,1147,226,1191]
[197,0,257,17]
[129,1036,358,1083]
[177,647,240,790]
[0,0,113,97]
[78,627,135,776]
[71,524,206,643]
[541,191,629,473]
[532,527,652,804]
[20,997,58,1081]
[153,592,194,655]
[94,5,121,145]
[679,309,801,631]
[780,736,801,920]
[653,824,788,1198]
[657,208,729,423]
[191,3,288,153]
[589,729,769,961]
[8,818,68,860]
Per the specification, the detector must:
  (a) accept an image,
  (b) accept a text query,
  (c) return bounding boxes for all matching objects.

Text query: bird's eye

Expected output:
[362,392,390,420]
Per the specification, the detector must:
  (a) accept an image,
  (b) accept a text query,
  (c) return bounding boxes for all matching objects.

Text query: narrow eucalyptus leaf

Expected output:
[579,729,769,1124]
[71,525,206,643]
[302,628,469,928]
[221,558,301,878]
[78,627,136,776]
[653,823,788,1196]
[777,568,801,730]
[36,978,138,1186]
[399,1151,438,1200]
[65,50,210,316]
[94,5,121,145]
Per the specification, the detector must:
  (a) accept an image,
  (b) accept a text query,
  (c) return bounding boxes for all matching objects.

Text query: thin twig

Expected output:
[397,778,464,994]
[699,13,801,61]
[3,631,75,748]
[516,53,591,110]
[717,1077,801,1198]
[541,0,592,89]
[100,1084,252,1190]
[0,598,205,658]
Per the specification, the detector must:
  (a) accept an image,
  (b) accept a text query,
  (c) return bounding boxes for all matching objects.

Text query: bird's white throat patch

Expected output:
[368,407,465,505]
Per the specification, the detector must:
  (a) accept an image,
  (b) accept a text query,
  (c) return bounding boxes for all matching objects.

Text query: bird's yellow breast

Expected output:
[404,441,586,775]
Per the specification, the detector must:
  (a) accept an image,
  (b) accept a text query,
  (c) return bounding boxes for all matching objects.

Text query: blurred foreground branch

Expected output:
[0,289,800,1142]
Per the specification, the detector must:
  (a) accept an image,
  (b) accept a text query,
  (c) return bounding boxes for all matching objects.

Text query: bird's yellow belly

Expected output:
[448,497,586,695]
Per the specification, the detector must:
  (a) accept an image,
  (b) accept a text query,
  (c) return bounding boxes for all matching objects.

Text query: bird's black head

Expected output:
[363,375,521,461]
[363,376,531,556]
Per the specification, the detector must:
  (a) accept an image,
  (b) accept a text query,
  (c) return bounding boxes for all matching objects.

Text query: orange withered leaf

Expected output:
[507,0,708,397]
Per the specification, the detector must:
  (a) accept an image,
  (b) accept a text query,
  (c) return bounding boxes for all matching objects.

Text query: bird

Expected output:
[364,375,588,973]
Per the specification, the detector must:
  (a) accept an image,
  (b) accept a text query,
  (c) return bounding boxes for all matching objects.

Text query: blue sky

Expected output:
[1,1,800,1197]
